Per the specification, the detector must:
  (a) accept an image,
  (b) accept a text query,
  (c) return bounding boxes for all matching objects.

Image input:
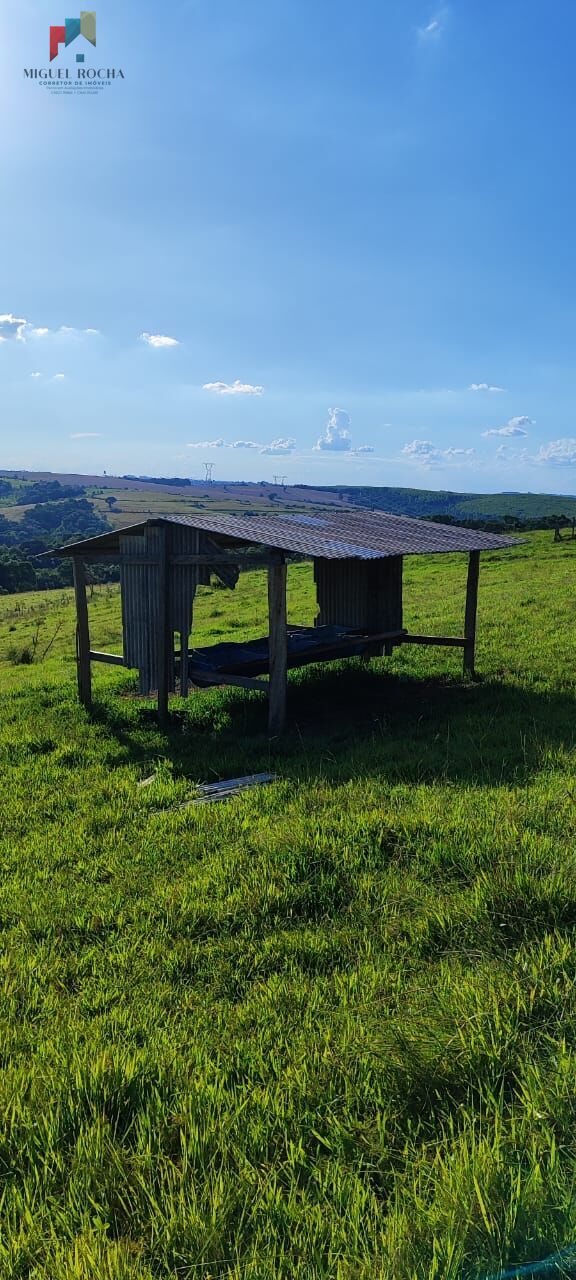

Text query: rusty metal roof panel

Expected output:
[46,508,519,559]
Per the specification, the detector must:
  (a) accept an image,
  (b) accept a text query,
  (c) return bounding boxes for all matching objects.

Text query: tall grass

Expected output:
[1,533,576,1277]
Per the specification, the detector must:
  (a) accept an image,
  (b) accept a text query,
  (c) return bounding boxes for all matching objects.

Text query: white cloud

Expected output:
[483,416,534,438]
[0,313,28,341]
[140,332,180,348]
[352,445,375,455]
[0,315,101,343]
[260,437,296,455]
[534,439,576,466]
[84,328,100,335]
[30,372,42,379]
[402,439,475,467]
[469,383,506,393]
[52,373,66,381]
[202,379,264,396]
[418,8,448,39]
[231,439,261,449]
[186,439,226,449]
[70,432,102,439]
[315,407,354,452]
[401,438,437,460]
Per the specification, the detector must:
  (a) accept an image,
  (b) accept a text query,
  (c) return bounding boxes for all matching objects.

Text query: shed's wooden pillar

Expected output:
[268,554,288,736]
[72,557,92,710]
[463,550,480,677]
[157,527,170,725]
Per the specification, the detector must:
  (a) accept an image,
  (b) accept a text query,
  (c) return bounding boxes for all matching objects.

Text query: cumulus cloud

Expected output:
[314,408,353,452]
[202,380,264,396]
[140,332,180,348]
[314,408,374,457]
[0,314,28,341]
[483,416,534,438]
[402,439,475,467]
[231,440,261,449]
[469,383,506,393]
[259,437,296,455]
[52,373,66,381]
[70,432,102,439]
[0,315,101,343]
[30,372,42,379]
[534,439,576,466]
[186,439,226,449]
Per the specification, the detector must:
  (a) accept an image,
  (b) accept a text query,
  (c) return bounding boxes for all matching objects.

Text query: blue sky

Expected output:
[2,0,576,491]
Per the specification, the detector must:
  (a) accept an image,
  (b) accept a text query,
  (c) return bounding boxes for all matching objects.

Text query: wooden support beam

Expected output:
[180,633,189,698]
[267,556,288,736]
[72,558,92,710]
[169,553,277,568]
[401,634,467,649]
[463,550,480,677]
[157,527,170,725]
[188,669,269,692]
[89,651,125,667]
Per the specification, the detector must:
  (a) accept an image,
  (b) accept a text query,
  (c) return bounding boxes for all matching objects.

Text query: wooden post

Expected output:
[72,557,92,709]
[180,632,189,699]
[157,527,170,725]
[268,555,288,736]
[463,550,480,677]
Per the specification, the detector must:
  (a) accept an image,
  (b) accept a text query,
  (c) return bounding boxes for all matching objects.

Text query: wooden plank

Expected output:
[187,668,269,692]
[180,632,189,698]
[463,549,480,677]
[156,527,170,725]
[268,556,288,736]
[89,650,125,667]
[401,634,467,648]
[169,553,277,568]
[72,558,92,709]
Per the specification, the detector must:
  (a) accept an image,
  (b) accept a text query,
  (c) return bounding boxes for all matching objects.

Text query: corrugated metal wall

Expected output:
[120,525,238,694]
[314,556,403,633]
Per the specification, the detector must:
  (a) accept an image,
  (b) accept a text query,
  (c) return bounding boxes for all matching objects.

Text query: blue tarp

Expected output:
[189,625,375,679]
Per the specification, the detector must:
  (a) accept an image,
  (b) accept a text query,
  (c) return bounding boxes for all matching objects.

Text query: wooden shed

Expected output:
[49,509,517,734]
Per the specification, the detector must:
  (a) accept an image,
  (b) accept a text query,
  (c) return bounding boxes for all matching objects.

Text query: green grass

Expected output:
[2,533,576,1278]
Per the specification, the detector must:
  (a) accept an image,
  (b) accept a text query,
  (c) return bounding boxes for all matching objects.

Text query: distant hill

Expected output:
[2,469,576,525]
[312,485,576,521]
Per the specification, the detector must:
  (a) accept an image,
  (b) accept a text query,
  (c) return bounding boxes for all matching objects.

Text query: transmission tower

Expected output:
[204,462,215,482]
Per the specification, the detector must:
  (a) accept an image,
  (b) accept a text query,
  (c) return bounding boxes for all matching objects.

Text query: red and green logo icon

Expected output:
[50,11,96,62]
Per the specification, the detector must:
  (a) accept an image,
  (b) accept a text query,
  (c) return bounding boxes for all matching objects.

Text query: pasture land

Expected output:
[1,533,576,1278]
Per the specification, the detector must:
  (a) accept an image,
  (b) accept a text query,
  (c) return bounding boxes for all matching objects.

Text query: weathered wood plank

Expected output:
[268,556,288,736]
[169,554,277,568]
[401,634,467,648]
[72,558,92,709]
[180,633,189,698]
[463,550,480,676]
[89,651,125,667]
[156,527,170,725]
[187,668,269,692]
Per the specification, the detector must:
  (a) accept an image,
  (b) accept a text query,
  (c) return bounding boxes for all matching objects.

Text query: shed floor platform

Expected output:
[186,625,404,683]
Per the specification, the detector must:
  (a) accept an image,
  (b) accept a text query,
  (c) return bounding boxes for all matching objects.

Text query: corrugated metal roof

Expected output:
[47,508,519,560]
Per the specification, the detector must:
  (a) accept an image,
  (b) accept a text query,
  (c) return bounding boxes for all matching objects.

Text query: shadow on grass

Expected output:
[89,659,576,789]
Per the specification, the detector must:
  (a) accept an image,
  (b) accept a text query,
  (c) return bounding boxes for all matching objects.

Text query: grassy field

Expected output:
[2,532,576,1278]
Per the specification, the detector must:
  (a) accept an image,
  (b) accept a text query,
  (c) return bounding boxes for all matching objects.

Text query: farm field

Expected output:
[2,532,576,1277]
